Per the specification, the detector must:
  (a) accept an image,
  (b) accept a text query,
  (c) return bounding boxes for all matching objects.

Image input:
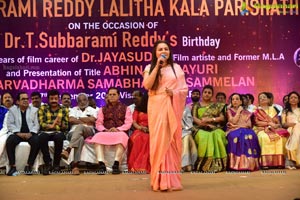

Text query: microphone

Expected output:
[159,54,166,67]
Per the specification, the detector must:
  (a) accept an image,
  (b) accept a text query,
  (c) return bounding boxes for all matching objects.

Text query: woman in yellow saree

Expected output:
[253,92,289,169]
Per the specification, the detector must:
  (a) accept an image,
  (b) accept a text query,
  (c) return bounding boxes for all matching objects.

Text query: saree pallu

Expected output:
[257,130,287,167]
[254,107,288,167]
[194,128,227,172]
[286,123,300,166]
[149,92,183,191]
[227,128,260,171]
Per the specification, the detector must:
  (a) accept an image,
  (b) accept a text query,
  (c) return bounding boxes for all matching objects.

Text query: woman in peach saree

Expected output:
[143,40,188,192]
[282,91,300,169]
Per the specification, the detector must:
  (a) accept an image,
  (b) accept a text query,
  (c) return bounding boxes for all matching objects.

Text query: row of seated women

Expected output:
[186,86,299,172]
[128,85,300,173]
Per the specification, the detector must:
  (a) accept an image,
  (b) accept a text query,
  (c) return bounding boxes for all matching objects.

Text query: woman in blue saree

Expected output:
[226,93,260,171]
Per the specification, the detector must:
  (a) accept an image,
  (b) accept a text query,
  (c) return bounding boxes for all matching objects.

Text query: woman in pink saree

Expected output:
[143,40,188,192]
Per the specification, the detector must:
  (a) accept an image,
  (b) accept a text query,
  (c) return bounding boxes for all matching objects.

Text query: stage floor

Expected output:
[1,169,299,200]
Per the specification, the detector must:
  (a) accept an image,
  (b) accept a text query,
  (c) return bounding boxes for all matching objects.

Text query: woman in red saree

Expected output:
[253,92,289,169]
[127,93,151,173]
[143,40,188,192]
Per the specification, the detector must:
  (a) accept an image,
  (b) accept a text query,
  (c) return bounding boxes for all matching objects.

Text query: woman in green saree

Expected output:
[192,85,227,172]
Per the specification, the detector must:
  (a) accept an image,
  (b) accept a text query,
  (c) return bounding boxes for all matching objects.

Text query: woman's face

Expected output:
[283,96,289,105]
[202,88,213,102]
[259,93,269,106]
[231,94,242,108]
[242,96,248,106]
[289,93,299,106]
[155,43,170,60]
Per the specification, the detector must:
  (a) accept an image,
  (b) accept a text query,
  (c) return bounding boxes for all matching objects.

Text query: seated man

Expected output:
[181,106,197,172]
[38,89,69,175]
[61,92,72,109]
[88,96,100,113]
[61,93,97,175]
[187,89,201,110]
[245,93,257,113]
[2,92,14,109]
[215,92,227,104]
[30,91,44,108]
[86,87,133,174]
[6,92,40,176]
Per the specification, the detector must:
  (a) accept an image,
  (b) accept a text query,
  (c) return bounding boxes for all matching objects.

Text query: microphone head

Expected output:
[159,54,166,66]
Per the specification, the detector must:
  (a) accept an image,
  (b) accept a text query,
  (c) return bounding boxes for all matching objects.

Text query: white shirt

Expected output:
[69,106,97,132]
[247,104,257,113]
[273,104,283,116]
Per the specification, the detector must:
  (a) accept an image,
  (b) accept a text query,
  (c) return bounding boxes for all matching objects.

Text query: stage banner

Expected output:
[0,0,299,106]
